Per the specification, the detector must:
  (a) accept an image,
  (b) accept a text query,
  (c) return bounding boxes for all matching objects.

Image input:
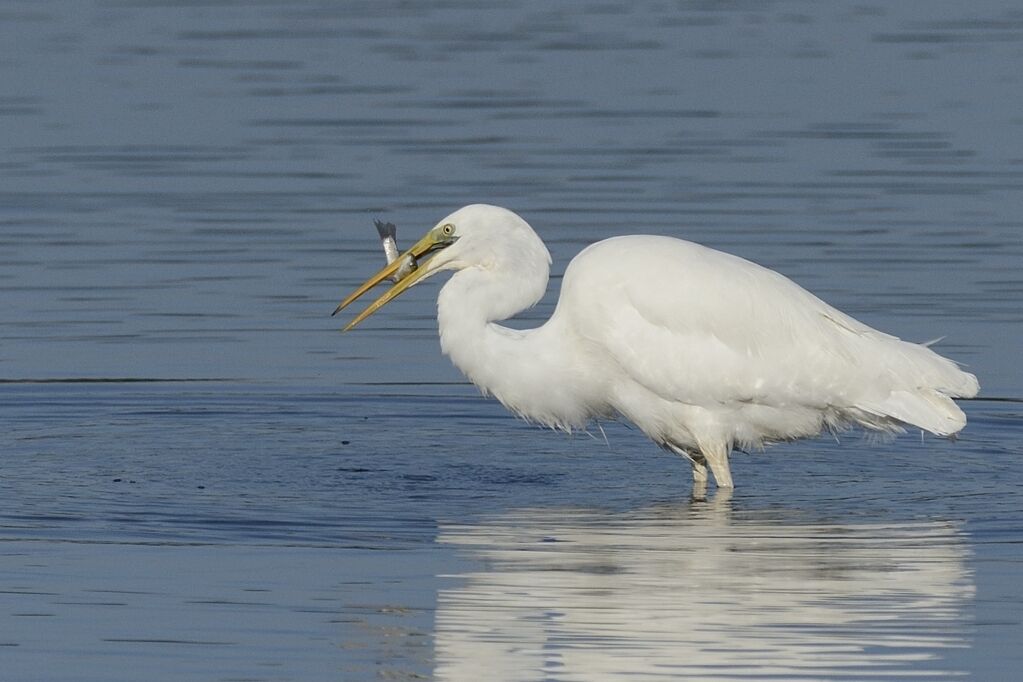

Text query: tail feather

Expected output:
[854,338,978,437]
[860,390,967,437]
[892,341,979,398]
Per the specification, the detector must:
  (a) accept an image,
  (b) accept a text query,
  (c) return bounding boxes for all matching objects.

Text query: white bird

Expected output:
[334,204,979,489]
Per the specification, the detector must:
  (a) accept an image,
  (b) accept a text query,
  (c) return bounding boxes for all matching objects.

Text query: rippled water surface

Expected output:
[2,2,1022,680]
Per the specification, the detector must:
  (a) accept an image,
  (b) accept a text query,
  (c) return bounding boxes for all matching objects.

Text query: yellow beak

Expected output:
[333,228,454,331]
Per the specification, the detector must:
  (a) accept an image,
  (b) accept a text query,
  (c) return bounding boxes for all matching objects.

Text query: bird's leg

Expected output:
[690,454,709,499]
[666,444,708,487]
[701,444,734,489]
[691,454,708,485]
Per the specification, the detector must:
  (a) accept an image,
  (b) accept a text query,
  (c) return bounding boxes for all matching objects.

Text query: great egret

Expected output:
[334,204,979,489]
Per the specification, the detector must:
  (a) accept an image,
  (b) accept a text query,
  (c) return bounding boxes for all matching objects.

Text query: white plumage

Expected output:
[335,204,979,489]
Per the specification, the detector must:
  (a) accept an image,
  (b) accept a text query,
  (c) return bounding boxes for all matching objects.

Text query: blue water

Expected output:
[2,2,1021,680]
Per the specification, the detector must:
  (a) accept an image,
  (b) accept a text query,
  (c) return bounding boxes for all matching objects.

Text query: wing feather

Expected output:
[557,235,975,425]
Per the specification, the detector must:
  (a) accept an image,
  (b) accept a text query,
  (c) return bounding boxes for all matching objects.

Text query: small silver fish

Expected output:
[374,219,416,282]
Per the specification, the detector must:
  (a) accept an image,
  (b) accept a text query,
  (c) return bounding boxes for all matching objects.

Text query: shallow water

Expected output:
[2,1,1022,680]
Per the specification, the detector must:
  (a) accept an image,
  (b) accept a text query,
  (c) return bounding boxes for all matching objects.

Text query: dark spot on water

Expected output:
[401,474,437,482]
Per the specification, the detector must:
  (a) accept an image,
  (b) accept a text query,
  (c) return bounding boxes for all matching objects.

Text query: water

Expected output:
[1,1,1021,680]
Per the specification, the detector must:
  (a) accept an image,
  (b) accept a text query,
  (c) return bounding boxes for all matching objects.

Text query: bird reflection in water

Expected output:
[434,491,973,681]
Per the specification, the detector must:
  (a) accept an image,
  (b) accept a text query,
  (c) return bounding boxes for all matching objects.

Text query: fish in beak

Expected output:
[332,223,458,331]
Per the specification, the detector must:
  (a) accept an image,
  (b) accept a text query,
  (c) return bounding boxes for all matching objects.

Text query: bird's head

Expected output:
[334,204,550,331]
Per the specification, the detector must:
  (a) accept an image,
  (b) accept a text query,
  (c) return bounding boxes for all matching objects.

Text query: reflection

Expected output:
[435,493,973,680]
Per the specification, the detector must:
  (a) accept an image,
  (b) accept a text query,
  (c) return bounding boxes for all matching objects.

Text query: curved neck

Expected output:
[436,267,592,431]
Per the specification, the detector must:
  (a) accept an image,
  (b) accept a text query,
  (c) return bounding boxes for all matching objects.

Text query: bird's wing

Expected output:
[559,236,916,410]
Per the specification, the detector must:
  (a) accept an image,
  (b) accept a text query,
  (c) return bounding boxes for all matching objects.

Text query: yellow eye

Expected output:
[441,223,455,237]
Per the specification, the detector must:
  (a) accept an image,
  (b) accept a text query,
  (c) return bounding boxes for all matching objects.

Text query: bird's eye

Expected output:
[441,224,456,237]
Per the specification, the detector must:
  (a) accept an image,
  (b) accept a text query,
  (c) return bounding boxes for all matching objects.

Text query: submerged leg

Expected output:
[701,443,734,489]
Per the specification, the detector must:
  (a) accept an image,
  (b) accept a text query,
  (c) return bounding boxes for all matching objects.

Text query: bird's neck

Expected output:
[436,266,592,431]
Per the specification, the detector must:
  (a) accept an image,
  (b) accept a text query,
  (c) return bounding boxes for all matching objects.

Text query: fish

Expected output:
[374,219,417,282]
